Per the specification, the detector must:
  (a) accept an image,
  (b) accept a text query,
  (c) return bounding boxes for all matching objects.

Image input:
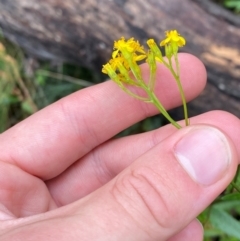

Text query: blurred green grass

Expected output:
[213,0,240,13]
[0,30,101,132]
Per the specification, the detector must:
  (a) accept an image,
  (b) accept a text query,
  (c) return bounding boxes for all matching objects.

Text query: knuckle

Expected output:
[111,166,179,231]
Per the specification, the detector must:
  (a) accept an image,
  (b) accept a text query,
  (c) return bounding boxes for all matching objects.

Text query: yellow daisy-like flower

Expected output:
[160,30,186,47]
[112,37,146,59]
[110,55,129,70]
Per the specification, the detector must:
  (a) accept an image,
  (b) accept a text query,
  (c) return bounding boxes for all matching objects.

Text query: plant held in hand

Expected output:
[102,30,188,129]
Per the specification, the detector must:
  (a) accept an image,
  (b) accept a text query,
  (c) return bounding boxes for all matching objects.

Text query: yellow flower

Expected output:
[160,30,186,47]
[147,39,163,62]
[102,58,134,85]
[112,37,146,59]
[102,63,113,74]
[107,54,130,71]
[102,55,130,79]
[102,63,122,83]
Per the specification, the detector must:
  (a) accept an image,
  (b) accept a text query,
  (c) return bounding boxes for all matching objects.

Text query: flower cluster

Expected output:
[102,30,188,129]
[102,37,147,86]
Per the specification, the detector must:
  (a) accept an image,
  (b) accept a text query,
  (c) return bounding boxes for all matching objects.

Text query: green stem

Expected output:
[120,84,149,101]
[149,65,156,91]
[166,57,189,126]
[147,51,157,91]
[125,55,181,129]
[135,62,181,129]
[174,54,180,76]
[145,88,181,129]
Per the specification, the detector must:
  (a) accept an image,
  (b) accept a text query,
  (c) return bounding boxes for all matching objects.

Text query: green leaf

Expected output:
[224,0,240,11]
[21,100,34,114]
[213,193,240,211]
[204,228,224,237]
[209,207,240,239]
[220,193,240,201]
[198,207,211,224]
[35,74,46,85]
[214,200,240,211]
[224,0,240,6]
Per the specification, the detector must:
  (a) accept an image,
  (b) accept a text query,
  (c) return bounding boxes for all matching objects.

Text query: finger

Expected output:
[0,54,206,179]
[0,161,56,220]
[167,219,203,241]
[4,124,237,240]
[47,110,240,205]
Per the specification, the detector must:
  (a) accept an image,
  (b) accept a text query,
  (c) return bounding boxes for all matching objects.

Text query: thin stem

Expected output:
[132,64,181,129]
[127,59,142,85]
[15,77,38,113]
[174,54,180,76]
[125,55,181,129]
[149,65,156,91]
[144,87,181,129]
[147,51,157,91]
[120,84,149,101]
[165,57,189,126]
[36,69,93,87]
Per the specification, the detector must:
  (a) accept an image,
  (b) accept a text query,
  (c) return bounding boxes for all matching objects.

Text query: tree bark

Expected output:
[0,0,240,118]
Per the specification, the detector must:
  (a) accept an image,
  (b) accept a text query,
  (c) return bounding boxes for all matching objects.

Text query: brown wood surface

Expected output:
[0,0,240,119]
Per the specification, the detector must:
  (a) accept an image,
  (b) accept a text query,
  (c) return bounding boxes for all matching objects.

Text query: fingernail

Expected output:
[174,127,231,186]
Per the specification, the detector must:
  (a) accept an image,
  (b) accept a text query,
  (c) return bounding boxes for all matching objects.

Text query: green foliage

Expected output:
[209,206,240,239]
[204,167,240,240]
[34,67,95,108]
[224,0,240,13]
[0,34,100,133]
[200,177,240,240]
[213,0,240,13]
[0,38,26,132]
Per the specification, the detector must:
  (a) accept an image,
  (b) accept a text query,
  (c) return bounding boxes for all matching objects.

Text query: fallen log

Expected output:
[0,0,240,118]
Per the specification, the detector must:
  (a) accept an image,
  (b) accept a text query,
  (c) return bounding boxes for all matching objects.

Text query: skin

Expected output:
[0,53,239,240]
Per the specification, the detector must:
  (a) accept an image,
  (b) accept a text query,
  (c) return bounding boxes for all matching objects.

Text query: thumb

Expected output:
[3,125,237,241]
[89,125,238,240]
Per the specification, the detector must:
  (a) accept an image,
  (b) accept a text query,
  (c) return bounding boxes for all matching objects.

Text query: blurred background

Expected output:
[0,0,240,240]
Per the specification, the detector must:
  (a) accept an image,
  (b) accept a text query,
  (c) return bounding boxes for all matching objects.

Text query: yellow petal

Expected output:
[134,54,146,61]
[112,50,119,58]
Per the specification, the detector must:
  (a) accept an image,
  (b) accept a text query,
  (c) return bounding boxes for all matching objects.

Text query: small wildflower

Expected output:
[147,39,163,62]
[109,55,130,71]
[102,30,188,129]
[113,37,146,58]
[160,30,186,47]
[102,63,120,83]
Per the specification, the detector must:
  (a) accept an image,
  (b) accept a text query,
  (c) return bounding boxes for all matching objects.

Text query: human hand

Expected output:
[0,54,240,241]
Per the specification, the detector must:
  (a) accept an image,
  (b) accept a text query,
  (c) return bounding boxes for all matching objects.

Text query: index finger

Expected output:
[0,54,206,179]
